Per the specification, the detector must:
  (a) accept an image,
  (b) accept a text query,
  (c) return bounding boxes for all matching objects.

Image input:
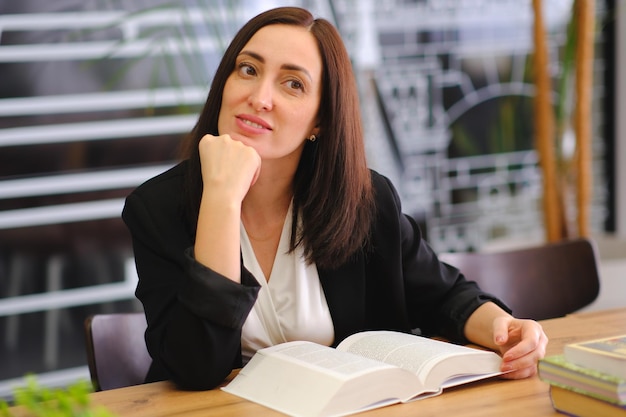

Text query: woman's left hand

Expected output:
[493,316,548,379]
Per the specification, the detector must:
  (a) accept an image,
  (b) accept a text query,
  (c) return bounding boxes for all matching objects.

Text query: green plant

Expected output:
[88,0,242,114]
[0,376,115,417]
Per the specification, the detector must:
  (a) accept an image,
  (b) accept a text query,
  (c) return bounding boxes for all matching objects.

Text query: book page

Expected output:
[337,331,478,373]
[336,330,502,389]
[261,340,398,379]
[223,341,419,417]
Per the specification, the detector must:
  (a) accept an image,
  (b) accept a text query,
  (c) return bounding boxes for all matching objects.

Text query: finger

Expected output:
[502,322,546,361]
[500,362,539,379]
[492,316,512,346]
[502,336,532,359]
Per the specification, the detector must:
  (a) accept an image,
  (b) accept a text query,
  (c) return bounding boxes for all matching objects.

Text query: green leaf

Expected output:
[2,375,116,417]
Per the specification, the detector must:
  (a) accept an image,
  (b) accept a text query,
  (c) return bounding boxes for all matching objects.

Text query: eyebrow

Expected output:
[238,50,313,82]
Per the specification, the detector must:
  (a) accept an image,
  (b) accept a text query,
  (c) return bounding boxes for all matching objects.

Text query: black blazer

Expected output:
[122,161,508,390]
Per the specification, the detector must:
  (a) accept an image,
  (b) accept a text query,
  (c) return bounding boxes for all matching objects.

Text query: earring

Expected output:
[308,134,317,142]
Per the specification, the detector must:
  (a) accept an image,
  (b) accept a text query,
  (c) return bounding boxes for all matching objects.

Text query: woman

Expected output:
[122,6,547,391]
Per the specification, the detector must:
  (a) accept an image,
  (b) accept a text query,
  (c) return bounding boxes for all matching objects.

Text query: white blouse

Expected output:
[240,204,334,363]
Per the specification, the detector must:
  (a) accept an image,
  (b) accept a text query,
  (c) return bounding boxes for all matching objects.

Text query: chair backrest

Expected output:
[84,312,152,391]
[438,238,601,320]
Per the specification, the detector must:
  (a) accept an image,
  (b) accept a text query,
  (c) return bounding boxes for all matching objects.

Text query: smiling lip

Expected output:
[236,114,272,131]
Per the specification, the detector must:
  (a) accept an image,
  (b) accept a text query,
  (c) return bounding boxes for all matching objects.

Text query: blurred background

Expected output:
[0,0,623,398]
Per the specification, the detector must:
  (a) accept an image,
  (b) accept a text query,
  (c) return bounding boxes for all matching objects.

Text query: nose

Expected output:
[248,79,273,112]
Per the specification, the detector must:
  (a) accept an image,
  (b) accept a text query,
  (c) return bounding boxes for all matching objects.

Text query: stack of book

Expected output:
[538,335,626,417]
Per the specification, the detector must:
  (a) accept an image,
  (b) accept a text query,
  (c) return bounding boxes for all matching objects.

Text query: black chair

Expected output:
[439,238,601,320]
[84,312,151,391]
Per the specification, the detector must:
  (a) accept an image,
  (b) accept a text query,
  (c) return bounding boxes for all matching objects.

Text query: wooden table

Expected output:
[16,307,626,417]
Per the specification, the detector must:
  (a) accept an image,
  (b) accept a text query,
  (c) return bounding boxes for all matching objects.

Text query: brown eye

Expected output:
[237,63,256,76]
[287,79,304,91]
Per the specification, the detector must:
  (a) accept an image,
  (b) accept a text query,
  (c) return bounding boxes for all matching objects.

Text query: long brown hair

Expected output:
[181,7,374,269]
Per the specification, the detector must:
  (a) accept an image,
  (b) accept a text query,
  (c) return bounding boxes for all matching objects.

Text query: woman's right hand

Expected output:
[198,134,262,204]
[194,134,261,281]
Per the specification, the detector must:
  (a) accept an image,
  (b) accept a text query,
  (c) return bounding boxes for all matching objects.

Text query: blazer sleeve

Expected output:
[122,168,260,390]
[374,173,511,344]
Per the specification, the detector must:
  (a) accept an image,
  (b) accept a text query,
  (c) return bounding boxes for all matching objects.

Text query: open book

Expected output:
[222,330,503,417]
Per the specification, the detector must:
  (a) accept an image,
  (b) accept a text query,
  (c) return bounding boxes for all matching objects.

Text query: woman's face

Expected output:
[217,24,322,164]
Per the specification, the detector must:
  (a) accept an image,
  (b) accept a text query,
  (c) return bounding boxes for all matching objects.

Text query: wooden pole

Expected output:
[574,0,595,237]
[532,0,563,242]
